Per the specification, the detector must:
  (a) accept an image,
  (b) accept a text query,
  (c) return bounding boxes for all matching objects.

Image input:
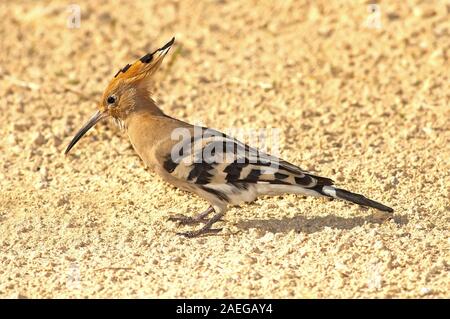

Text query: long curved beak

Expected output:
[65,110,107,155]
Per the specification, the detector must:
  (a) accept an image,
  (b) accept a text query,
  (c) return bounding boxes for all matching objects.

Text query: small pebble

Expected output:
[259,232,274,243]
[32,133,46,146]
[420,287,432,296]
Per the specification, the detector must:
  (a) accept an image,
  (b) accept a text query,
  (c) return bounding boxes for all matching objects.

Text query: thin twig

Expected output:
[94,267,135,272]
[5,76,40,91]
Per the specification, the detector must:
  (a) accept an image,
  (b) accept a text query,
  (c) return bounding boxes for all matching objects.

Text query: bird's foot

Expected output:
[168,205,214,225]
[168,214,209,225]
[176,211,225,238]
[177,227,223,238]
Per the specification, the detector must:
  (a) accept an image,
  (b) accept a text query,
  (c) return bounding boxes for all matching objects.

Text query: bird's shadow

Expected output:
[235,212,408,234]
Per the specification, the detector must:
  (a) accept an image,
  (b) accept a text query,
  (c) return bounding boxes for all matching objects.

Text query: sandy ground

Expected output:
[0,0,449,298]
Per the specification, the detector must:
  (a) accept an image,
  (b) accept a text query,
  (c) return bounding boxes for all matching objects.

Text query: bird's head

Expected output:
[65,37,175,155]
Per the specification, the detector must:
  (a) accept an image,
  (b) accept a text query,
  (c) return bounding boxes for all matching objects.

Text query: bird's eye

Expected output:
[107,95,116,104]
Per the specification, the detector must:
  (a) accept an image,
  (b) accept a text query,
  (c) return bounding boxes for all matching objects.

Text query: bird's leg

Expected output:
[177,211,225,238]
[168,205,214,225]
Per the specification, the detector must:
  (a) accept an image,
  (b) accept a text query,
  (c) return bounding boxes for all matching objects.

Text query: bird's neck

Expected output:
[124,97,174,168]
[132,94,166,117]
[112,94,165,131]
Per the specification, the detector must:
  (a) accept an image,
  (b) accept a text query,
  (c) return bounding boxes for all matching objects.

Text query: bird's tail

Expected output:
[318,185,393,212]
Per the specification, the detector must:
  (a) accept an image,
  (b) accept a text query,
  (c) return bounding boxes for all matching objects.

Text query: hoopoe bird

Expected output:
[65,37,393,237]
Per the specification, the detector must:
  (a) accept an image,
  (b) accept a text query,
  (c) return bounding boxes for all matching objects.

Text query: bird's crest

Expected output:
[108,37,175,86]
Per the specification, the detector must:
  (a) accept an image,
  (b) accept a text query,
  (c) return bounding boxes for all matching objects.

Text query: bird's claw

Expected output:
[177,227,223,238]
[168,214,209,225]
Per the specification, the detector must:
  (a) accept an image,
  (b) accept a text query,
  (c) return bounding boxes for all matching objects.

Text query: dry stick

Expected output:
[5,75,40,91]
[5,75,97,101]
[58,85,97,102]
[95,267,135,272]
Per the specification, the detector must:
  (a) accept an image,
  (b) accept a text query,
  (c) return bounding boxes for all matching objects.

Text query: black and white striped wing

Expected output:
[162,129,334,203]
[160,127,393,212]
